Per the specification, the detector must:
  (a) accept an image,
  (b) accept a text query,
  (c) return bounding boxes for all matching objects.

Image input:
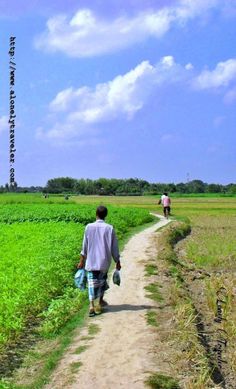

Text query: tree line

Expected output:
[1,177,236,195]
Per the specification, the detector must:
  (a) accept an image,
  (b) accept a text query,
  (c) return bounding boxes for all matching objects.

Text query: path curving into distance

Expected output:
[44,214,171,389]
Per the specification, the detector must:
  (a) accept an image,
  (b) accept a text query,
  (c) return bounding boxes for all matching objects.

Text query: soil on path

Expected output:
[44,215,170,389]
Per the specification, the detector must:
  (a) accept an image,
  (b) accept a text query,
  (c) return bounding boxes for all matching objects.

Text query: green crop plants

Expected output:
[0,202,153,354]
[38,288,87,337]
[0,222,84,349]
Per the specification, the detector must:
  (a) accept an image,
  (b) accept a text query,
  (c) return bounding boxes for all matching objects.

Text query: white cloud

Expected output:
[185,63,194,70]
[35,0,221,57]
[37,54,236,142]
[193,59,236,89]
[0,115,8,133]
[38,56,191,140]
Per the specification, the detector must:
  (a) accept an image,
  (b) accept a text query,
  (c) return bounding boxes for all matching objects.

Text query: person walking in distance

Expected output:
[162,192,171,218]
[77,205,121,317]
[158,192,167,206]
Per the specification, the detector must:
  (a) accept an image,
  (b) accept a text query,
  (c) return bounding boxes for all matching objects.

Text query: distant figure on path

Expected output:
[158,192,166,205]
[159,192,171,218]
[77,205,121,317]
[162,192,171,218]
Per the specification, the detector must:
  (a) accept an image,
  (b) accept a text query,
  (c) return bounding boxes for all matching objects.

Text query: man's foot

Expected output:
[94,303,102,315]
[100,299,108,307]
[89,308,95,317]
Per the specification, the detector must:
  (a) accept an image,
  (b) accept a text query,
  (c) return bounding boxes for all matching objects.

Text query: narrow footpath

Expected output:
[44,215,170,389]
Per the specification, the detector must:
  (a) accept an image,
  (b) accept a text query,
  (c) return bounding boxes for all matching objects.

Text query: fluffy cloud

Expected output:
[0,115,8,133]
[38,56,191,140]
[35,0,221,57]
[193,59,236,89]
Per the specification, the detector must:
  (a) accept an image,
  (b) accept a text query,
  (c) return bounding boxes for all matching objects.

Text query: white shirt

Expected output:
[81,219,120,272]
[161,194,166,205]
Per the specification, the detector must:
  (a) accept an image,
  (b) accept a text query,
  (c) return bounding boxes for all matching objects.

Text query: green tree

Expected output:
[186,180,206,193]
[46,177,77,193]
[207,183,223,193]
[176,182,187,193]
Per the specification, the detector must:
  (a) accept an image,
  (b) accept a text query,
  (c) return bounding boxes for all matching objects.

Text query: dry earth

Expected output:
[44,215,170,389]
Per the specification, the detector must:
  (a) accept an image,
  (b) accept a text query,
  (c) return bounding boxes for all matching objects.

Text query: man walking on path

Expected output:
[77,205,121,317]
[158,192,171,218]
[162,192,171,218]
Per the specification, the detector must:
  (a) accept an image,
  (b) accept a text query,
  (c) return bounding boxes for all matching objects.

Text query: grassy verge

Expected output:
[145,221,217,389]
[145,373,180,389]
[174,213,236,387]
[0,302,89,389]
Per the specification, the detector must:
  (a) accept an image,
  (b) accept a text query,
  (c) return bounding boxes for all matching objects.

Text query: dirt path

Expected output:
[44,215,170,389]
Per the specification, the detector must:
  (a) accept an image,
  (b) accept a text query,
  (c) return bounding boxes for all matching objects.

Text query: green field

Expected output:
[0,195,153,351]
[0,193,236,385]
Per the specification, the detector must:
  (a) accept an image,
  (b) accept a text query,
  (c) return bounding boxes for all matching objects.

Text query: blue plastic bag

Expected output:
[74,268,87,290]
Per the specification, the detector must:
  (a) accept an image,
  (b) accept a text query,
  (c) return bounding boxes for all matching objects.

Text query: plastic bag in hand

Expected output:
[74,268,87,290]
[112,270,121,286]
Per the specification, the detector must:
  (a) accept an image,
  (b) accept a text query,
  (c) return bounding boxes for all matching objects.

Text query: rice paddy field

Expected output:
[0,192,236,386]
[0,194,154,354]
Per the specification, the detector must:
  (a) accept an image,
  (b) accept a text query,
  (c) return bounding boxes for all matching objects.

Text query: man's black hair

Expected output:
[96,205,108,220]
[164,192,168,196]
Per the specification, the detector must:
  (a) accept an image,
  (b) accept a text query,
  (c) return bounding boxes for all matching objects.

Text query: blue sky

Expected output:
[0,0,236,186]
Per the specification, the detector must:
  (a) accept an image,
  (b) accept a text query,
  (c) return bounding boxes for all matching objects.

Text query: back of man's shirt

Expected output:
[81,219,120,272]
[163,196,171,207]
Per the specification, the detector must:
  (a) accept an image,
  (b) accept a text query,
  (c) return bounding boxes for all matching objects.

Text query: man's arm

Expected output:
[77,254,86,269]
[77,227,88,269]
[111,228,121,270]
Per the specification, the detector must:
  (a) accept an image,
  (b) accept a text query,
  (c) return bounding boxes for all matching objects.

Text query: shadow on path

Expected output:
[103,304,157,313]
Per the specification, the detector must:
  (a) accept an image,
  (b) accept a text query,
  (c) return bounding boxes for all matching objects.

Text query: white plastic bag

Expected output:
[74,268,87,290]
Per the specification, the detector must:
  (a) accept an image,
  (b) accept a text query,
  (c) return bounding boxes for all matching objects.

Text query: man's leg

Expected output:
[99,294,108,306]
[89,301,95,317]
[95,272,109,312]
[87,271,96,316]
